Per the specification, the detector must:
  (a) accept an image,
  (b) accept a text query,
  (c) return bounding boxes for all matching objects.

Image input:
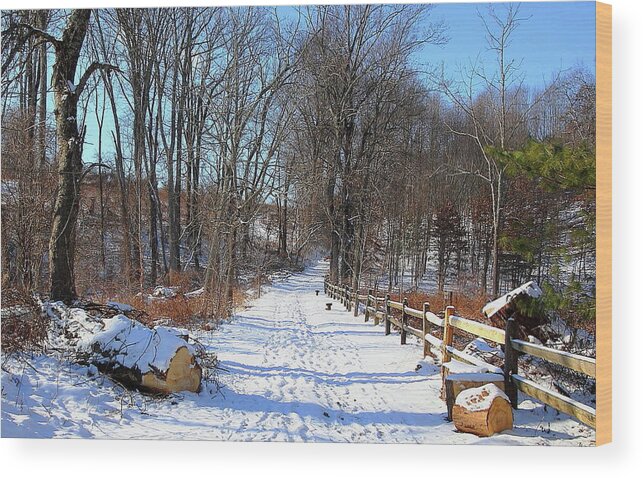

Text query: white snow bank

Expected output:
[2,260,594,444]
[455,384,510,412]
[483,281,542,318]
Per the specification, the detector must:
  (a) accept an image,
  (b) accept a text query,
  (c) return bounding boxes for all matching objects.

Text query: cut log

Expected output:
[140,346,202,394]
[45,302,202,395]
[444,373,505,421]
[81,315,202,394]
[452,384,513,437]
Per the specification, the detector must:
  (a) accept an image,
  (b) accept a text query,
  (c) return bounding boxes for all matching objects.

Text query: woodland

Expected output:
[1,5,596,339]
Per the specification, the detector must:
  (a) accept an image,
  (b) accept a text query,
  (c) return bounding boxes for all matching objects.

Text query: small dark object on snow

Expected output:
[316,290,320,296]
[326,303,332,310]
[415,364,422,372]
[323,412,330,418]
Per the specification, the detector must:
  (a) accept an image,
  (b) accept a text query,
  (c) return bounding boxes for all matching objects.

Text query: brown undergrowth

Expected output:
[90,282,248,330]
[1,288,49,354]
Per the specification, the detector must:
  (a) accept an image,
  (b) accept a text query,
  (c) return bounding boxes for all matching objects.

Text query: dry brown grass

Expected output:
[90,282,249,330]
[391,290,488,322]
[162,270,201,289]
[1,288,49,354]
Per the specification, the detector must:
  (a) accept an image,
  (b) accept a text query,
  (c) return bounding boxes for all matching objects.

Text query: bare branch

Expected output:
[76,61,120,97]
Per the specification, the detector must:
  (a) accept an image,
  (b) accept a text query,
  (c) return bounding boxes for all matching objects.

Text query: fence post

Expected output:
[373,294,380,326]
[385,294,391,335]
[345,286,351,311]
[401,298,408,345]
[504,317,519,409]
[422,302,430,357]
[365,289,373,322]
[353,287,359,317]
[442,305,455,363]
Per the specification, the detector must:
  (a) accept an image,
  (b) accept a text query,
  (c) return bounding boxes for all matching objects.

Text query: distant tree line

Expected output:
[1,5,596,329]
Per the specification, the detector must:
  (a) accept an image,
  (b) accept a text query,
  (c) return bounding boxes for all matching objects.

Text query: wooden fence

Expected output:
[323,278,597,429]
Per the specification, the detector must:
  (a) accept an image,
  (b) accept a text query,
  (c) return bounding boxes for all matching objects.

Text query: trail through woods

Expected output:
[1,261,593,444]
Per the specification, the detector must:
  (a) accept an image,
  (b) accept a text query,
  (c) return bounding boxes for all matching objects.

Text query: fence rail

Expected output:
[323,277,596,429]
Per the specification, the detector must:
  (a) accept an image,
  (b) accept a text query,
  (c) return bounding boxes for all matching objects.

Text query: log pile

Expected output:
[452,384,513,437]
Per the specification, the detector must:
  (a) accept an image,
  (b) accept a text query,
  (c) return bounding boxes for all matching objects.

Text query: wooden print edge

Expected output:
[595,1,612,446]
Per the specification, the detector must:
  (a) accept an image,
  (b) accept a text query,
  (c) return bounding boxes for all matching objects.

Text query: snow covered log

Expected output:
[444,372,505,421]
[79,315,202,394]
[482,281,542,320]
[452,384,513,437]
[44,303,202,395]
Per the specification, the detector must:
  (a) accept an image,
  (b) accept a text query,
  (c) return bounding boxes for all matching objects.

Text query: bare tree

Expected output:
[4,10,118,301]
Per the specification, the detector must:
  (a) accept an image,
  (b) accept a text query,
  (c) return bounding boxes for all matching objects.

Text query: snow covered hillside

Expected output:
[1,261,594,444]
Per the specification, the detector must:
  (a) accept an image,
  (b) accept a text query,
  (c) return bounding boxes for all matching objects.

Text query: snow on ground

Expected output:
[1,261,595,444]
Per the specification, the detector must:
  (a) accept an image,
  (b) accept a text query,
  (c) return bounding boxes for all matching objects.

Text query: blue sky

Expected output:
[419,1,596,85]
[80,1,597,167]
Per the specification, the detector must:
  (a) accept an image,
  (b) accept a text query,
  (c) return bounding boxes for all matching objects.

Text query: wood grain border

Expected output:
[596,1,612,446]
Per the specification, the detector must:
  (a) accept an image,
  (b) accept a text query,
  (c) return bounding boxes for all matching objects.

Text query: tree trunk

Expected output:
[48,10,92,303]
[279,188,288,257]
[170,98,183,273]
[326,164,339,282]
[104,74,136,283]
[37,10,48,168]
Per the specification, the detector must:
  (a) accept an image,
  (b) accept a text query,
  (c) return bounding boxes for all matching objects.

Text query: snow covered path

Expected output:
[2,261,594,444]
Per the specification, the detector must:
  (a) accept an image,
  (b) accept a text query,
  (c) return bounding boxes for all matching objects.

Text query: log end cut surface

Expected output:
[452,384,513,437]
[141,346,202,394]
